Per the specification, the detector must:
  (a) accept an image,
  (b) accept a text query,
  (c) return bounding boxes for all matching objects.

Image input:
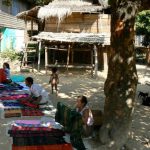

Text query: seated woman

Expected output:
[19,77,49,108]
[75,95,94,137]
[3,62,11,83]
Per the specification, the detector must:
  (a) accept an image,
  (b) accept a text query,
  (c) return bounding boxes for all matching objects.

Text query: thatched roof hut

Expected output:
[38,0,108,22]
[17,0,110,74]
[17,0,109,22]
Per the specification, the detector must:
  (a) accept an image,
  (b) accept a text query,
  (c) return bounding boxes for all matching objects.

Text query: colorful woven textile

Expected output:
[13,136,66,146]
[3,101,22,107]
[12,144,73,150]
[21,109,44,116]
[0,82,24,91]
[20,100,39,109]
[14,120,41,127]
[0,94,29,100]
[4,109,22,118]
[8,126,65,137]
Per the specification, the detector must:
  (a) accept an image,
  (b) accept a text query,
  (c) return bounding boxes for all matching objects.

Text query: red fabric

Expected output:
[12,144,73,150]
[0,94,29,100]
[21,109,44,116]
[0,69,6,83]
[20,100,39,109]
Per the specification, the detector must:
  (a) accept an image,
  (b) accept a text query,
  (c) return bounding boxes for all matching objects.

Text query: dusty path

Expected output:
[17,64,150,149]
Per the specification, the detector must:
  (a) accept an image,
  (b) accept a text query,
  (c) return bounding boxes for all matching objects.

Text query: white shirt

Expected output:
[30,84,49,103]
[5,68,10,79]
[76,105,94,126]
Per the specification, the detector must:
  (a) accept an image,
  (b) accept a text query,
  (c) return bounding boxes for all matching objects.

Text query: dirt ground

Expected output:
[14,64,149,150]
[0,63,149,150]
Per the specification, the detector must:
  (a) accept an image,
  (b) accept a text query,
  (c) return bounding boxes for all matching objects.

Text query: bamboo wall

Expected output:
[44,13,110,34]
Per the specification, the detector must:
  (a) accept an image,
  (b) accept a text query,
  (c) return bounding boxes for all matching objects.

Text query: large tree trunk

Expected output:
[99,1,139,149]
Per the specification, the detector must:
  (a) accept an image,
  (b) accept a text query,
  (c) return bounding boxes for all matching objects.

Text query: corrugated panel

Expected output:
[0,11,25,29]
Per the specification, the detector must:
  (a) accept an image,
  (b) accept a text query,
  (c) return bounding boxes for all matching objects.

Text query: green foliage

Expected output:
[2,0,12,6]
[34,0,52,5]
[0,50,22,61]
[136,10,150,47]
[136,10,150,35]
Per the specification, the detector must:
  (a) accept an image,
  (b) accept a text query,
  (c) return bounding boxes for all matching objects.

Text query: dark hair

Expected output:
[25,77,33,84]
[51,67,58,73]
[3,62,10,69]
[78,95,87,106]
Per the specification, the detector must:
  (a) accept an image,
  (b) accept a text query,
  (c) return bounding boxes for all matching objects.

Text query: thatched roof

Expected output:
[32,32,108,44]
[38,0,107,22]
[16,6,41,21]
[17,0,109,22]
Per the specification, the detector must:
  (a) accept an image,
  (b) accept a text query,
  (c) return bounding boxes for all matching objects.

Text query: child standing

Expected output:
[49,67,59,95]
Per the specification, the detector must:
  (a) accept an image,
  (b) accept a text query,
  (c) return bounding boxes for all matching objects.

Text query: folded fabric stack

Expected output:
[0,82,29,95]
[2,82,24,91]
[21,109,44,116]
[0,94,44,118]
[0,94,29,101]
[8,119,73,150]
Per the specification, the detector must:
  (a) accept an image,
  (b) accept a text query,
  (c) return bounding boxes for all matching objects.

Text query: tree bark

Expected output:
[99,1,139,149]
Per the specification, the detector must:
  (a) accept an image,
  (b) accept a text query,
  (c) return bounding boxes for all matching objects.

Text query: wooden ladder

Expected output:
[20,41,38,72]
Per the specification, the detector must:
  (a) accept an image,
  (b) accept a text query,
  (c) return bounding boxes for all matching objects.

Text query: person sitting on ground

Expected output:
[49,67,59,95]
[19,77,49,107]
[75,95,94,137]
[3,62,11,83]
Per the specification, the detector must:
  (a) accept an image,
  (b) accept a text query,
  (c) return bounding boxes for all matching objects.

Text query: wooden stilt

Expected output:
[91,46,94,77]
[45,46,48,74]
[38,41,42,72]
[31,19,33,37]
[71,45,74,64]
[67,44,71,70]
[93,45,98,78]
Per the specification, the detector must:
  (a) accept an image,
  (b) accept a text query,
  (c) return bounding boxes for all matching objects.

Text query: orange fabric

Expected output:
[12,144,73,150]
[0,69,6,83]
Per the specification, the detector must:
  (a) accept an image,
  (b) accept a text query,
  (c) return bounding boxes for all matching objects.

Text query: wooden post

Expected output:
[24,50,27,67]
[71,45,74,64]
[91,46,94,77]
[93,45,98,78]
[38,41,42,72]
[31,19,33,37]
[98,44,104,71]
[67,44,71,70]
[24,17,28,66]
[45,46,48,74]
